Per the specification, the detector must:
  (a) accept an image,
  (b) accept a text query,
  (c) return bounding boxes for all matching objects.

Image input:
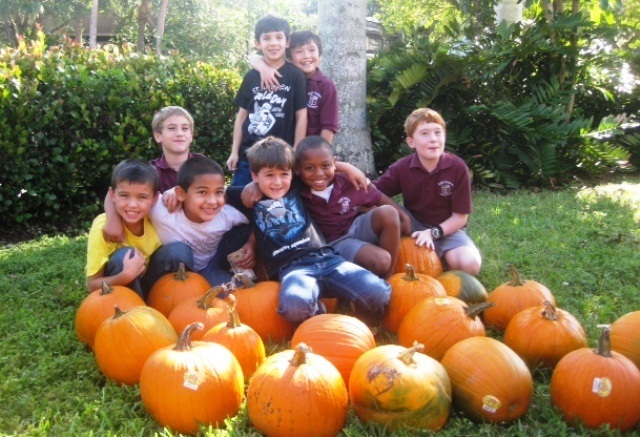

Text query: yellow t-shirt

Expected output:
[85,213,162,277]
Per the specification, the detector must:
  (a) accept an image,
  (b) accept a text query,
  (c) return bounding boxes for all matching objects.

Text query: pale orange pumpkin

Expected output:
[394,237,443,277]
[140,322,244,434]
[147,263,211,317]
[610,310,640,369]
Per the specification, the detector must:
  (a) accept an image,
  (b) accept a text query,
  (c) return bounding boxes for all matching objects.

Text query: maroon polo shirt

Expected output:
[150,152,203,193]
[373,152,471,226]
[306,69,339,136]
[301,173,382,242]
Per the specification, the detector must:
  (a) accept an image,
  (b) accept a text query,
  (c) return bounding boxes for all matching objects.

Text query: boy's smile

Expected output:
[256,31,289,65]
[110,182,157,231]
[153,114,193,156]
[406,121,446,170]
[290,41,320,77]
[252,166,292,200]
[177,174,226,223]
[297,147,336,192]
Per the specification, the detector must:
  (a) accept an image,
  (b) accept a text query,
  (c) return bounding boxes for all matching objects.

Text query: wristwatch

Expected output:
[431,225,444,241]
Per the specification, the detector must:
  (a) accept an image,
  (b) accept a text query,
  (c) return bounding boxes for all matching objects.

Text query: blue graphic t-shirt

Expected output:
[226,184,327,279]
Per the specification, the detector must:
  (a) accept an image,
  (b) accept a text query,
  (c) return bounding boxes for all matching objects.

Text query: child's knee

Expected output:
[278,295,323,324]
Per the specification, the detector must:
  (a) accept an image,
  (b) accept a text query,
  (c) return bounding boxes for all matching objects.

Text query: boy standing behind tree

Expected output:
[227,15,308,187]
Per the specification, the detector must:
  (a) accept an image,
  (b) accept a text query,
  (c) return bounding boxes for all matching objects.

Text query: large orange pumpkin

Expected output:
[74,282,145,348]
[349,342,452,432]
[147,263,211,317]
[437,270,488,304]
[441,336,533,423]
[167,285,229,341]
[140,322,244,434]
[202,294,266,381]
[394,237,443,277]
[384,264,447,333]
[291,313,375,385]
[610,310,640,369]
[397,296,494,361]
[550,327,640,432]
[483,264,556,331]
[93,305,178,385]
[247,343,349,437]
[232,280,295,342]
[504,300,587,370]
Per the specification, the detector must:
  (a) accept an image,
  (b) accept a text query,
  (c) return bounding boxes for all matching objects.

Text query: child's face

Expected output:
[406,121,446,164]
[176,174,226,223]
[251,166,292,200]
[109,182,157,228]
[297,147,336,191]
[255,31,289,63]
[289,41,320,77]
[153,115,193,155]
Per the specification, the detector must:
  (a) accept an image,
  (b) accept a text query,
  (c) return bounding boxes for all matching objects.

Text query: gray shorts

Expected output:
[330,210,379,262]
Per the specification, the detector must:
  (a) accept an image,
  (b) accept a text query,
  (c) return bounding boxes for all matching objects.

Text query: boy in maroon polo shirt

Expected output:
[373,108,482,276]
[297,136,411,278]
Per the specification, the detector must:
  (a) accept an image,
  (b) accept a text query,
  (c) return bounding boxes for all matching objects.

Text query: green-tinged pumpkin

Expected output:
[349,342,452,432]
[147,263,211,317]
[140,323,244,434]
[247,343,349,437]
[610,310,640,370]
[437,270,488,304]
[384,264,447,333]
[93,305,178,385]
[395,237,443,277]
[504,300,587,370]
[397,296,493,361]
[483,264,555,331]
[550,327,640,432]
[441,336,533,423]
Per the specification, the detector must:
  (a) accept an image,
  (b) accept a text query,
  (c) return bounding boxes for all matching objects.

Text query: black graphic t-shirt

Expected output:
[226,184,327,279]
[234,62,307,159]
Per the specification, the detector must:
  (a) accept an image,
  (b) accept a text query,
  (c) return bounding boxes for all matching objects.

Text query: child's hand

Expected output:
[237,242,256,269]
[336,161,369,193]
[122,249,146,282]
[102,217,125,243]
[241,182,262,208]
[411,230,435,250]
[162,188,182,213]
[226,153,239,172]
[260,67,282,92]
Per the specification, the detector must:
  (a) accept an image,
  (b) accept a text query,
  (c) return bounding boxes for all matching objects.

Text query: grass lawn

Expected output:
[1,173,639,436]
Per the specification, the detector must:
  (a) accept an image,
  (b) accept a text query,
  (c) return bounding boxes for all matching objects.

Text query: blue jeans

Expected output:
[230,159,253,187]
[277,248,391,324]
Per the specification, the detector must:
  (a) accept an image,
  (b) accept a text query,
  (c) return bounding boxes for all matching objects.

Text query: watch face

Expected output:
[431,227,441,240]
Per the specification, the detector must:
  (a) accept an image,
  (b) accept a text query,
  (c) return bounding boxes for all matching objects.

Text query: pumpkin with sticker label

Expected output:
[140,322,244,434]
[550,327,640,431]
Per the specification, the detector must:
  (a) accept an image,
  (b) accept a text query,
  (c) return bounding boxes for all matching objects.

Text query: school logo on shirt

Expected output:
[308,91,321,109]
[337,196,351,214]
[438,180,454,196]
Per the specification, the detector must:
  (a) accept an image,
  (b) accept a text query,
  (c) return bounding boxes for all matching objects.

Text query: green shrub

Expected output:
[0,34,241,233]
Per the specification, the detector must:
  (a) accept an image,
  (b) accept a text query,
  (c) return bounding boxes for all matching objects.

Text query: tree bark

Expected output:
[318,0,376,176]
[136,0,152,53]
[155,0,169,55]
[89,0,99,48]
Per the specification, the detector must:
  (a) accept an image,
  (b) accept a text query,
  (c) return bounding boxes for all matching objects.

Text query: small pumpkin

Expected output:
[384,264,447,333]
[397,296,494,361]
[610,310,640,369]
[291,313,375,385]
[167,285,229,341]
[147,263,211,317]
[437,270,488,304]
[202,294,266,381]
[93,305,178,385]
[74,282,145,348]
[441,336,533,423]
[394,237,443,277]
[247,343,349,437]
[483,264,556,331]
[140,322,244,434]
[349,342,452,432]
[504,300,587,370]
[232,279,295,342]
[550,326,640,432]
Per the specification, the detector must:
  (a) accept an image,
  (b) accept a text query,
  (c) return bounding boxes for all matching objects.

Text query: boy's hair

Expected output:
[151,106,194,134]
[254,14,291,41]
[110,159,159,193]
[177,155,224,191]
[404,108,447,137]
[289,30,322,55]
[295,135,333,162]
[247,136,296,174]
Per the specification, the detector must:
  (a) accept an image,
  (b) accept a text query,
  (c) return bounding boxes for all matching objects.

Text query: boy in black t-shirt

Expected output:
[226,136,390,325]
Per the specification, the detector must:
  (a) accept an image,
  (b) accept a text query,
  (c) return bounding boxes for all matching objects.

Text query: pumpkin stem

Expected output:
[231,272,256,289]
[402,264,420,281]
[197,285,227,309]
[290,342,312,366]
[595,325,613,358]
[175,322,204,352]
[112,305,126,319]
[398,341,425,366]
[541,300,558,321]
[465,301,495,318]
[100,281,114,295]
[507,264,525,286]
[173,262,189,281]
[225,294,242,328]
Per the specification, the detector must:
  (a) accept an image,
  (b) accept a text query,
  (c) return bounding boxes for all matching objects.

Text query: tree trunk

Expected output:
[74,17,84,44]
[89,0,99,48]
[155,0,170,55]
[136,0,152,53]
[318,0,376,176]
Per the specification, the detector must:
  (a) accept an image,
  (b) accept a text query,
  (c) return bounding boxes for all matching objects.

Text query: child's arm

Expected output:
[85,248,146,292]
[320,129,335,145]
[248,54,282,91]
[377,193,413,235]
[240,181,263,208]
[293,108,308,148]
[102,192,125,243]
[335,161,369,192]
[161,187,182,213]
[227,108,249,172]
[412,212,469,249]
[236,232,256,269]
